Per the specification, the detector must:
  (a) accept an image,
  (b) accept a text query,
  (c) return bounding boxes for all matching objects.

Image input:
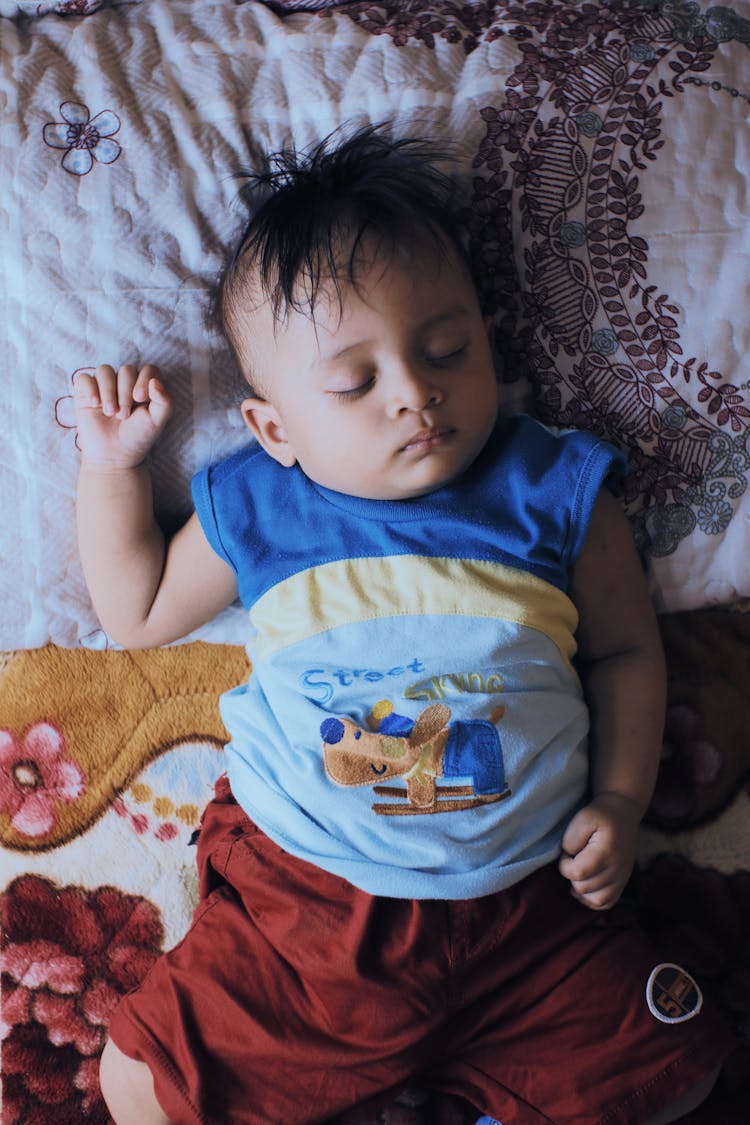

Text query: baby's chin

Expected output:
[303,436,491,501]
[346,472,464,503]
[311,475,446,502]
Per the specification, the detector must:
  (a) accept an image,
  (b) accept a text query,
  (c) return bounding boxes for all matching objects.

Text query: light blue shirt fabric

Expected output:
[192,414,626,899]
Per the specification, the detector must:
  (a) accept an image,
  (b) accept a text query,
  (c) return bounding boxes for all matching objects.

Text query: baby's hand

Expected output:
[558,792,641,911]
[73,363,173,469]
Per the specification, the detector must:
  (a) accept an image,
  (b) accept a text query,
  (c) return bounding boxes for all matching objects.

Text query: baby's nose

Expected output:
[387,365,444,413]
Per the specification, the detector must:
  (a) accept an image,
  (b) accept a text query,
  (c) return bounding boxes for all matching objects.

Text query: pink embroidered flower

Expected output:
[0,723,85,838]
[43,101,121,176]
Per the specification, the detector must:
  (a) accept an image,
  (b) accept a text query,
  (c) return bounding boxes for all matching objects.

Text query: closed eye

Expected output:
[426,344,467,367]
[328,378,375,402]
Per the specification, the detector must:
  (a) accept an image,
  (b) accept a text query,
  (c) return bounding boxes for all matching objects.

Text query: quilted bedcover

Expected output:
[1,1,750,1121]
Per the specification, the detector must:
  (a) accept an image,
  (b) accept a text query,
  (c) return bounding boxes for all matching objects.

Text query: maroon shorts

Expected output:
[109,779,734,1125]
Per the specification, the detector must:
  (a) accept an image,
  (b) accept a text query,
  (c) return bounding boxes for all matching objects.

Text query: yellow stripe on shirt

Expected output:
[250,555,579,668]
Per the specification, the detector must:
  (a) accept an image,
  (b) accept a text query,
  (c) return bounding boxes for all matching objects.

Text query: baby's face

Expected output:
[240,240,500,501]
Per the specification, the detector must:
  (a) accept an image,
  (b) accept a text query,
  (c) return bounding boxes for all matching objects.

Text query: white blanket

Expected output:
[2,0,749,648]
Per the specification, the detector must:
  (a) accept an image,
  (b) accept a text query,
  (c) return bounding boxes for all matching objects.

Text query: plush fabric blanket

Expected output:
[2,615,749,1122]
[2,0,750,650]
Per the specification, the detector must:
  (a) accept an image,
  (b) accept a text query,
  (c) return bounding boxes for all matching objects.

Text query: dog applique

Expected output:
[320,702,510,815]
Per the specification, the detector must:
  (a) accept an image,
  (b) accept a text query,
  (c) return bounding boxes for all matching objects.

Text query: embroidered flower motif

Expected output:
[591,328,619,355]
[642,502,696,557]
[476,91,538,161]
[662,0,709,43]
[0,723,85,838]
[47,0,103,13]
[704,5,750,44]
[43,102,121,176]
[575,110,603,137]
[559,221,588,248]
[1,875,163,1122]
[629,39,655,63]
[34,0,103,12]
[697,497,733,535]
[661,404,689,433]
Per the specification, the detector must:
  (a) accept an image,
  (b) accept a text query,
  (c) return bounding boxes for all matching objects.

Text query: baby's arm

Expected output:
[558,488,666,910]
[75,363,238,648]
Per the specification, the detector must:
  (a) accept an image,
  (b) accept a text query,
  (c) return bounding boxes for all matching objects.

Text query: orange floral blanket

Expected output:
[1,620,749,1122]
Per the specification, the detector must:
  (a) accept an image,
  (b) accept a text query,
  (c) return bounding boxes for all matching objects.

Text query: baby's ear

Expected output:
[240,397,297,467]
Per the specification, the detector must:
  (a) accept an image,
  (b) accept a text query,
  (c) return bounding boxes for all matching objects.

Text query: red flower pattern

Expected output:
[1,875,164,1123]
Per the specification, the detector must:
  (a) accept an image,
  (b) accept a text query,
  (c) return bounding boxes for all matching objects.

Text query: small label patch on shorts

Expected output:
[646,963,703,1024]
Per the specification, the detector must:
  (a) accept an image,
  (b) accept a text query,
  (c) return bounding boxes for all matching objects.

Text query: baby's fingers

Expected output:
[131,363,161,406]
[143,374,173,428]
[559,850,602,885]
[72,369,100,413]
[115,364,141,418]
[570,861,630,910]
[118,374,173,450]
[92,363,122,417]
[571,883,621,911]
[75,363,137,418]
[566,866,614,896]
[73,365,117,415]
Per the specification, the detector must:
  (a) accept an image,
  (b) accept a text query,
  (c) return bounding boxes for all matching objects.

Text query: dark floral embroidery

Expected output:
[43,102,121,176]
[267,0,503,53]
[461,2,750,558]
[274,0,750,54]
[31,0,139,15]
[662,0,750,45]
[44,0,101,13]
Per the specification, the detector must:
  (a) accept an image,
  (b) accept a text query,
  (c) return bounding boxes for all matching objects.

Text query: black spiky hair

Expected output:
[217,124,472,385]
